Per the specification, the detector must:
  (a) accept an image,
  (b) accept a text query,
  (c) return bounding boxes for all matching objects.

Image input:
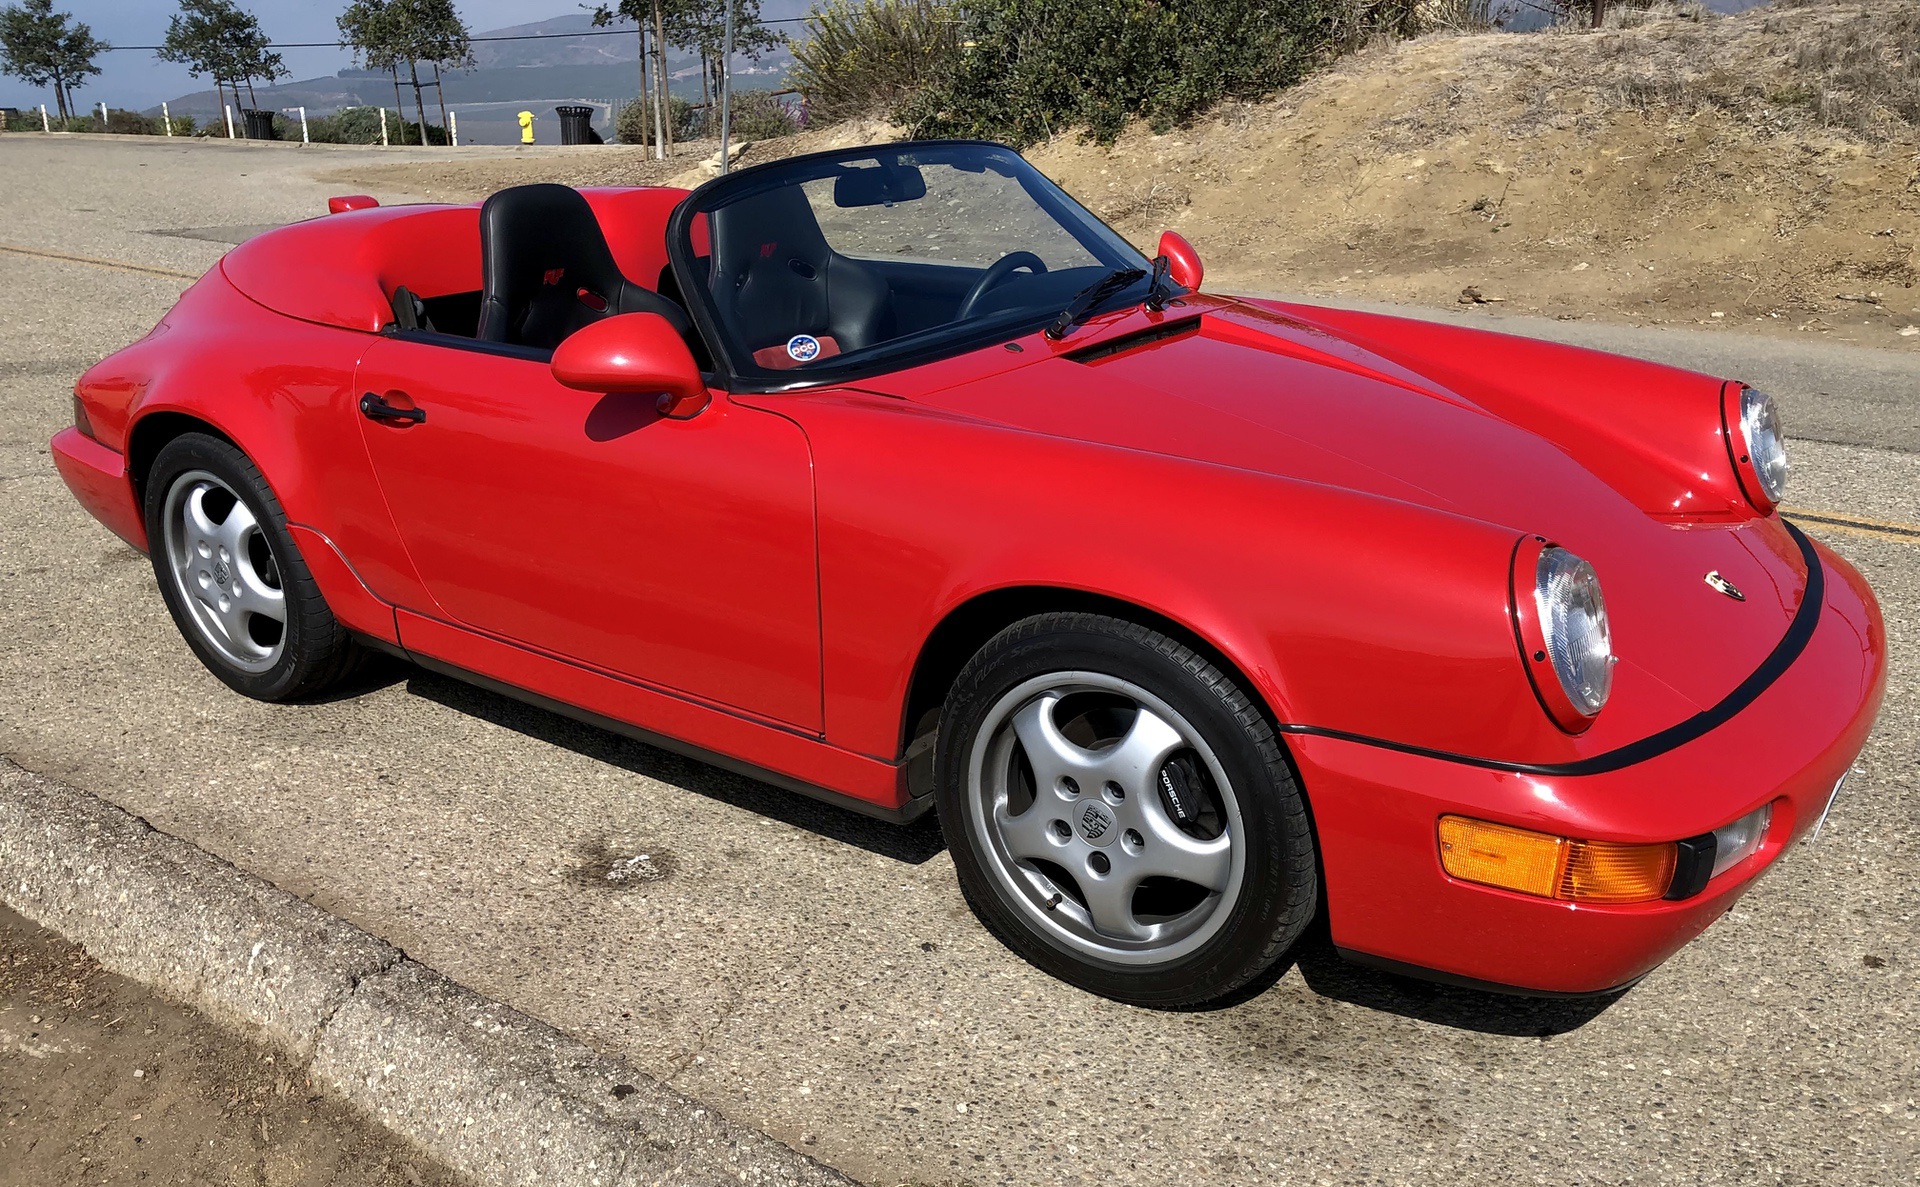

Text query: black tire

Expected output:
[935,612,1317,1008]
[143,432,363,701]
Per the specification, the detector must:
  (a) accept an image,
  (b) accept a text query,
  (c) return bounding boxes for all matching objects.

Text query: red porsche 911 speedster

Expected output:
[51,141,1884,1007]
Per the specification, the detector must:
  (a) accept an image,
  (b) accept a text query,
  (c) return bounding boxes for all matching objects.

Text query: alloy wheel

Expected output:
[160,469,287,673]
[965,671,1247,966]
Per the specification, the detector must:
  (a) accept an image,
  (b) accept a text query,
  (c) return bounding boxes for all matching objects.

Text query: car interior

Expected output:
[386,184,694,352]
[379,147,1145,377]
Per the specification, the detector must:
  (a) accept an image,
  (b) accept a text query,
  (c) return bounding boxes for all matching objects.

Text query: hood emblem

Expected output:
[1704,571,1745,601]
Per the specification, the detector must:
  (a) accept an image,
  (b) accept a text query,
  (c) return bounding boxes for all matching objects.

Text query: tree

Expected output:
[337,0,471,147]
[338,0,409,132]
[0,0,106,122]
[159,0,285,128]
[668,0,783,123]
[592,0,694,157]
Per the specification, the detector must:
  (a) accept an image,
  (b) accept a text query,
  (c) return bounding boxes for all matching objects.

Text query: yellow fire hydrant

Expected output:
[517,110,534,145]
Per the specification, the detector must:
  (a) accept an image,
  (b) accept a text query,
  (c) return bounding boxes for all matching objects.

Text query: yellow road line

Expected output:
[0,243,200,281]
[1785,507,1920,544]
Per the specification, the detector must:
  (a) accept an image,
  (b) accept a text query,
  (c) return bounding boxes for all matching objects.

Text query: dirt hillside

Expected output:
[325,0,1920,348]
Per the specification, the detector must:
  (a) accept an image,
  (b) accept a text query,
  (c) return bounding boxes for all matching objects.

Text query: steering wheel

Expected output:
[955,251,1049,321]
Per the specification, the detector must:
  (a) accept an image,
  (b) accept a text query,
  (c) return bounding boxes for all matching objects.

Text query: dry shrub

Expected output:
[1101,178,1193,224]
[1417,0,1497,33]
[790,0,962,123]
[1791,3,1920,135]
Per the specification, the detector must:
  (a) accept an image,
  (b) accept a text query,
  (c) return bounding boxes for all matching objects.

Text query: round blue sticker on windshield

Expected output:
[786,334,821,363]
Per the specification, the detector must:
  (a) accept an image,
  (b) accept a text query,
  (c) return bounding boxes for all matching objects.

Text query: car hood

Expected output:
[890,298,1811,721]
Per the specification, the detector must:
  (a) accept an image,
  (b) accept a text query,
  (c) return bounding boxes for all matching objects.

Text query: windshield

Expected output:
[672,141,1153,383]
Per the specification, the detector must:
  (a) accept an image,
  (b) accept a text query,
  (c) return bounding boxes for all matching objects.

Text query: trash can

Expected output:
[555,105,602,146]
[241,108,277,140]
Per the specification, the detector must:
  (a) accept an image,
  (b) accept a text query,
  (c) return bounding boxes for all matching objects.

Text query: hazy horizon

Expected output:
[0,0,814,112]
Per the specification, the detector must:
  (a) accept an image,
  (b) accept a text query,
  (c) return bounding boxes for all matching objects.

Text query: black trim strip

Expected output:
[1335,947,1643,1000]
[380,324,553,363]
[403,652,933,826]
[1063,315,1202,364]
[1277,520,1826,777]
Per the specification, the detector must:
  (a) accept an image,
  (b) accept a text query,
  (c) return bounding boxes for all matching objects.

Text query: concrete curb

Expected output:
[0,758,855,1187]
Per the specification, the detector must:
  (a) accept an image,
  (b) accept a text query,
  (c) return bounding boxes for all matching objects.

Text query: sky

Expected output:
[3,1,593,111]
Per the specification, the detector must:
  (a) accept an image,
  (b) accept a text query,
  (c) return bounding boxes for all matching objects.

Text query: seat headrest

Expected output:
[478,184,628,343]
[709,184,834,281]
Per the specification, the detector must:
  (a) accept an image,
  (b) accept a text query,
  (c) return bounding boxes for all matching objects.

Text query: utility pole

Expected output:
[719,0,734,175]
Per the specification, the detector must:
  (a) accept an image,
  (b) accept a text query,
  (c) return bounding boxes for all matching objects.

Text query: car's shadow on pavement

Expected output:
[402,669,949,866]
[380,665,1617,1031]
[1285,934,1623,1036]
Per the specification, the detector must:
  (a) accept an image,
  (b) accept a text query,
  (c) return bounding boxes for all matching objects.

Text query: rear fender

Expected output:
[105,271,429,617]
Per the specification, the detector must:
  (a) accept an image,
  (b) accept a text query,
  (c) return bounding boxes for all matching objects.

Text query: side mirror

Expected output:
[1157,230,1203,293]
[551,313,710,419]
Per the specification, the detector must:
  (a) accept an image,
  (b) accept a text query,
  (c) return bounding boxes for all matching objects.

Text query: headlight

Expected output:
[1514,541,1614,732]
[1536,547,1613,717]
[1730,385,1789,509]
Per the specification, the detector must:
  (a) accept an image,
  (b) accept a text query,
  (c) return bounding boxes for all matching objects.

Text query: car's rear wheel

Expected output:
[144,432,363,701]
[936,612,1317,1008]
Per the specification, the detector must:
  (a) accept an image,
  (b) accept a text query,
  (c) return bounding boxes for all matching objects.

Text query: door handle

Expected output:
[360,392,426,425]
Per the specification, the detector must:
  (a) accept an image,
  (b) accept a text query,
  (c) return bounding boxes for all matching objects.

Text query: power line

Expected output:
[102,15,820,52]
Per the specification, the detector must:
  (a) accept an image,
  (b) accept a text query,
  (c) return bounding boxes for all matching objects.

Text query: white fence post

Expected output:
[39,103,48,132]
[449,110,458,146]
[379,108,389,146]
[299,106,309,144]
[224,103,235,139]
[98,101,108,130]
[162,101,173,135]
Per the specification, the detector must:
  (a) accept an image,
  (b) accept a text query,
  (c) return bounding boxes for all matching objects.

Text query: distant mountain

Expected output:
[472,2,815,68]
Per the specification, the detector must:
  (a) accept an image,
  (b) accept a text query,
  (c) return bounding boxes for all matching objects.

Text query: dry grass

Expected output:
[1021,0,1920,344]
[1785,0,1920,135]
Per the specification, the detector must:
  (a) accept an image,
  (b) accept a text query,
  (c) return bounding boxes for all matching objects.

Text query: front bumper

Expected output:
[1298,535,1885,995]
[50,427,147,551]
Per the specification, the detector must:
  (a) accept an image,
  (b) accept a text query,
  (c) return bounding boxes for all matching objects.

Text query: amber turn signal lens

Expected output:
[1438,816,1676,905]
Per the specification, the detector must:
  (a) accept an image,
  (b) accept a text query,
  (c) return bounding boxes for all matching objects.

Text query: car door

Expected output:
[352,334,823,733]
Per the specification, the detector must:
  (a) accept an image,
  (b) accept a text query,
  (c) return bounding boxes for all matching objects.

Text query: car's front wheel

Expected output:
[936,612,1318,1008]
[144,432,363,701]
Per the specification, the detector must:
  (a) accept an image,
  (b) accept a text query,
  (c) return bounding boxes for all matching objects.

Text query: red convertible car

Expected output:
[52,141,1884,1007]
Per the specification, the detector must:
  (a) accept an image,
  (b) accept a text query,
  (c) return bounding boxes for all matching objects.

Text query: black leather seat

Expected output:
[476,183,691,351]
[707,183,891,362]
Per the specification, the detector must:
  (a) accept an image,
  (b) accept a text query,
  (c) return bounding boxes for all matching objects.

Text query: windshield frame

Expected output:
[666,139,1156,393]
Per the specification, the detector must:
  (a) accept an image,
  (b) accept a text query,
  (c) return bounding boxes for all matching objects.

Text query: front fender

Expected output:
[785,391,1572,765]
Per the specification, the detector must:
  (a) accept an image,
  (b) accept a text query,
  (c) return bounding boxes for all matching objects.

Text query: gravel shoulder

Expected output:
[0,904,464,1187]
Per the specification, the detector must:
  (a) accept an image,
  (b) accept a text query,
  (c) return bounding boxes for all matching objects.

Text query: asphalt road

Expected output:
[2,136,1915,1186]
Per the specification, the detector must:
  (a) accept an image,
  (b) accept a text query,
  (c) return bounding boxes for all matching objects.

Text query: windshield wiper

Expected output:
[1144,254,1175,312]
[1045,267,1147,340]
